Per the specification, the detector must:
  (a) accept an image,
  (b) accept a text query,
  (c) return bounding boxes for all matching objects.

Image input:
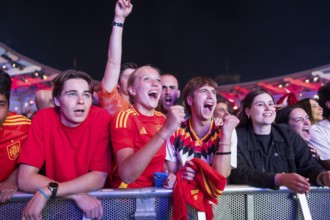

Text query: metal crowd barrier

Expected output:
[1,185,330,220]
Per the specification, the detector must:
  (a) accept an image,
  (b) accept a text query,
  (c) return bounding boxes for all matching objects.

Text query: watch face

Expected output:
[49,182,58,188]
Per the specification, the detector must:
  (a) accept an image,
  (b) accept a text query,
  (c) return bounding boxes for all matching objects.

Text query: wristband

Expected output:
[215,151,231,155]
[38,187,50,200]
[113,21,124,27]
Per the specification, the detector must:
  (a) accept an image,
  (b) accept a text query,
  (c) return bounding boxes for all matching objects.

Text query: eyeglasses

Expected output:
[289,115,310,123]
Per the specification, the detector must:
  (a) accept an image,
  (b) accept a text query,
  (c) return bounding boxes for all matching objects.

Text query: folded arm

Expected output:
[0,168,18,203]
[18,164,107,220]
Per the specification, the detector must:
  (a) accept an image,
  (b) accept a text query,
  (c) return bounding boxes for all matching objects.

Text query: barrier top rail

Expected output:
[9,185,330,201]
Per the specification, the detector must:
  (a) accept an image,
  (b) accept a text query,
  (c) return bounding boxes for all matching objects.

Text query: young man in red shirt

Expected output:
[18,70,112,220]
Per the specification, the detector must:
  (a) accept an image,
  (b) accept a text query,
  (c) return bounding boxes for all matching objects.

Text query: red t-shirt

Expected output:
[109,107,166,188]
[0,112,30,182]
[18,106,112,182]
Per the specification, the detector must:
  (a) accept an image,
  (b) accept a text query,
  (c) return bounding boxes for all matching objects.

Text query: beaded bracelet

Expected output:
[38,187,50,200]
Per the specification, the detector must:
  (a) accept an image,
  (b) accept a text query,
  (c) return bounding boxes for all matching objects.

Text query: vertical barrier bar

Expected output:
[296,193,312,220]
[246,194,254,220]
[133,197,156,220]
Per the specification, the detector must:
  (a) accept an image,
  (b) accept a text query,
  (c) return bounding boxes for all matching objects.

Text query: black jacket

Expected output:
[229,123,325,189]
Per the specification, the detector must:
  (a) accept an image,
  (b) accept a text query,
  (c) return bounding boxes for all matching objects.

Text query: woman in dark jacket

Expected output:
[229,89,330,193]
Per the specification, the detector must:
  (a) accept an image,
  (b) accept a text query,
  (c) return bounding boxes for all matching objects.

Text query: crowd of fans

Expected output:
[1,0,330,219]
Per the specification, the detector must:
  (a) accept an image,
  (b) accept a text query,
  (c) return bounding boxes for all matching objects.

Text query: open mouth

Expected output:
[148,90,159,99]
[74,109,85,116]
[74,109,85,113]
[302,127,310,135]
[164,96,172,105]
[204,101,214,112]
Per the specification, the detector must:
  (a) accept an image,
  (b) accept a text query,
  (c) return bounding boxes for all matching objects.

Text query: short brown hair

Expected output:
[183,76,218,115]
[52,69,94,109]
[119,62,138,83]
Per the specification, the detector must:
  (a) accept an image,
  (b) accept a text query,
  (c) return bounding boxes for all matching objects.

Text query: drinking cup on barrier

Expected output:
[153,172,168,187]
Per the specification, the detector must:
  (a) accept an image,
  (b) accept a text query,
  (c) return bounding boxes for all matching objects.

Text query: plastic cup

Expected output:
[153,172,168,187]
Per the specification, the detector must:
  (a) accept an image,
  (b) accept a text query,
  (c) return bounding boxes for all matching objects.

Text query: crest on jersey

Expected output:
[7,141,21,160]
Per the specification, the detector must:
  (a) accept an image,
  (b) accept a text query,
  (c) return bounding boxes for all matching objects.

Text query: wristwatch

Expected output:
[47,182,59,199]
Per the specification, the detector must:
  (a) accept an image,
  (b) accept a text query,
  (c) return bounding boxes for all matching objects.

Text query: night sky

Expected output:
[1,0,330,88]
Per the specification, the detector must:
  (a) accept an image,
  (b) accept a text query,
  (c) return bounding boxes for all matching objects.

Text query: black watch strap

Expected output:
[48,182,58,199]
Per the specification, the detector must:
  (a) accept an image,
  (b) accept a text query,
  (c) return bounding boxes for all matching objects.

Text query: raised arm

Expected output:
[101,0,133,92]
